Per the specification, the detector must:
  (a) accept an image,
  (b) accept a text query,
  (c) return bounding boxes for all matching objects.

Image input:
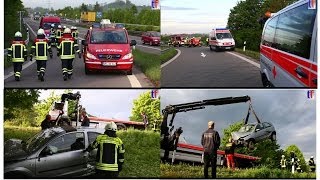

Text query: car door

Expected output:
[253,123,265,141]
[87,132,102,165]
[36,132,87,178]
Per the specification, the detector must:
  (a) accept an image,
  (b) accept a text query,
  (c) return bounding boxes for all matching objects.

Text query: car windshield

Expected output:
[90,30,127,44]
[216,33,233,39]
[43,23,60,30]
[25,127,64,153]
[150,32,160,37]
[238,124,255,133]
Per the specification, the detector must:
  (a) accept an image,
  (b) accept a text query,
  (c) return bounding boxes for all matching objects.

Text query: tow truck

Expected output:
[49,92,145,130]
[160,96,264,167]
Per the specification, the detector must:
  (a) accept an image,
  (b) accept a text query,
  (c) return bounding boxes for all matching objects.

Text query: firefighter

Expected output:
[201,121,220,179]
[57,28,80,81]
[309,156,315,172]
[206,37,209,46]
[86,122,125,178]
[50,24,56,46]
[30,28,53,81]
[55,25,63,46]
[7,31,28,81]
[296,159,302,173]
[41,114,52,130]
[62,25,66,32]
[225,138,235,170]
[71,26,79,42]
[280,155,287,170]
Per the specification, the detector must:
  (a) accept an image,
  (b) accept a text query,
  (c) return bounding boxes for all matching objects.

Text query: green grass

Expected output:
[132,49,160,86]
[235,48,260,60]
[4,126,160,178]
[161,163,316,179]
[160,48,177,64]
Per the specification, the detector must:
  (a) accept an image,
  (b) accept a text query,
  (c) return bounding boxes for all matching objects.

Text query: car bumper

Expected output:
[85,59,133,71]
[152,41,160,45]
[217,45,235,50]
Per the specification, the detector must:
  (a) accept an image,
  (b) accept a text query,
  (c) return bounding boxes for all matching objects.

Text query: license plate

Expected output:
[225,47,231,49]
[102,62,116,66]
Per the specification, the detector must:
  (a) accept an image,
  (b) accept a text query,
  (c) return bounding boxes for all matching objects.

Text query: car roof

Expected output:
[42,16,60,21]
[91,28,125,32]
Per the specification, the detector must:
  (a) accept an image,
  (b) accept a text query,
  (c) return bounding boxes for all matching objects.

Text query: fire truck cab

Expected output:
[260,0,317,87]
[209,28,235,51]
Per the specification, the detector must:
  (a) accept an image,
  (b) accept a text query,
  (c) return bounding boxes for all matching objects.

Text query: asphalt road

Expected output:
[4,18,159,88]
[161,46,263,87]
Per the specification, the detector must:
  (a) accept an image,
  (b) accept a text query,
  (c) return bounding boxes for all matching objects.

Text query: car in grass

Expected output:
[231,122,276,149]
[141,31,160,46]
[4,126,104,178]
[82,28,137,75]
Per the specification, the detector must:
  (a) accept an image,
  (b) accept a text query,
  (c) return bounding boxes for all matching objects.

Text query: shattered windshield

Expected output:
[238,124,255,133]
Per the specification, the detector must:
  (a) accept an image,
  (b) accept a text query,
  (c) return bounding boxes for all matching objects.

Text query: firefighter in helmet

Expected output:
[50,24,56,45]
[71,26,79,42]
[56,25,63,46]
[86,122,125,178]
[309,156,315,172]
[7,31,28,81]
[57,28,80,81]
[30,28,53,81]
[280,155,287,170]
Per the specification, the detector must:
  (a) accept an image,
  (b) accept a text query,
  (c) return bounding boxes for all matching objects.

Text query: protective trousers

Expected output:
[13,62,23,78]
[61,58,73,75]
[204,152,217,178]
[36,60,47,75]
[227,154,235,170]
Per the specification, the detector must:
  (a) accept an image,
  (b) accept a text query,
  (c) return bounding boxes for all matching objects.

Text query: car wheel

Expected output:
[149,41,152,46]
[142,40,145,44]
[270,132,276,141]
[209,45,213,51]
[247,139,255,149]
[116,123,127,130]
[126,69,133,75]
[261,73,272,87]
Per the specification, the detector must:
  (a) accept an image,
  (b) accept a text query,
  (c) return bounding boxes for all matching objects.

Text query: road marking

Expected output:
[161,49,181,68]
[201,52,206,58]
[127,74,142,87]
[227,52,260,68]
[136,44,161,51]
[5,21,37,80]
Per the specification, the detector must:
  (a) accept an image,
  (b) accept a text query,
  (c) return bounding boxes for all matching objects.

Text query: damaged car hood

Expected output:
[4,139,29,162]
[232,132,252,140]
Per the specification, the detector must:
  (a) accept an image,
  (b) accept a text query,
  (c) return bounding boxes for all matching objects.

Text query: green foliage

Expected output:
[221,121,243,148]
[129,91,161,129]
[4,109,38,127]
[34,91,60,126]
[160,163,316,178]
[160,48,178,64]
[4,89,40,120]
[4,126,40,142]
[235,48,260,60]
[285,145,308,172]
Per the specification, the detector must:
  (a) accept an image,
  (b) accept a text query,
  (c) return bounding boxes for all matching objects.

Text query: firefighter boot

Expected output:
[68,74,72,79]
[63,72,68,81]
[15,76,20,81]
[39,72,44,81]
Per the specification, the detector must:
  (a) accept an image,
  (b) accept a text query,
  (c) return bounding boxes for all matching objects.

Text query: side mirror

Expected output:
[82,40,88,46]
[130,40,137,46]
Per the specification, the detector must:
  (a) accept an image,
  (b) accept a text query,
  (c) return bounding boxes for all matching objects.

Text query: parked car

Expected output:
[4,127,104,178]
[231,122,276,149]
[141,31,160,46]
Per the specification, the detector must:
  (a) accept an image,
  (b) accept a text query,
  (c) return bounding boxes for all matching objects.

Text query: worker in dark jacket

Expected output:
[81,110,90,127]
[201,121,220,179]
[41,115,52,130]
[86,122,125,178]
[225,138,236,170]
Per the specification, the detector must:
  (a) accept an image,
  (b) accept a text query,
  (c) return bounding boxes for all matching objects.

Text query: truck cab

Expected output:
[39,16,61,39]
[209,28,235,51]
[82,27,137,75]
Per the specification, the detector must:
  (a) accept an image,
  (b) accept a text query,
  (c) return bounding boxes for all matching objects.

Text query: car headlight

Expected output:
[122,53,133,60]
[86,52,98,60]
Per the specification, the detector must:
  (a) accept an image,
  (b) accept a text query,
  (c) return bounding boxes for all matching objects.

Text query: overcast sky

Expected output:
[39,89,148,121]
[161,0,238,34]
[22,0,150,10]
[161,89,316,159]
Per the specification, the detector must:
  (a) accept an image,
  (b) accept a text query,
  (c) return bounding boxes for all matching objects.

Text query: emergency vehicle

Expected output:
[209,28,235,51]
[39,16,61,39]
[82,26,136,75]
[260,0,317,87]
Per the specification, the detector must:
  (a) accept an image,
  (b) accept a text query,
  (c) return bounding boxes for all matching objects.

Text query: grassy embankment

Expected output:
[4,126,160,178]
[235,48,260,60]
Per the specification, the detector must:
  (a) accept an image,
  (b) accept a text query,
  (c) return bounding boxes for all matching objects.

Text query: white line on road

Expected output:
[161,49,181,68]
[5,21,37,80]
[127,74,142,87]
[227,52,260,68]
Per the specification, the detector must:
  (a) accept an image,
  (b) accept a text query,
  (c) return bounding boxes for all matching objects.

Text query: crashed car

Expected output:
[4,127,104,178]
[231,122,276,149]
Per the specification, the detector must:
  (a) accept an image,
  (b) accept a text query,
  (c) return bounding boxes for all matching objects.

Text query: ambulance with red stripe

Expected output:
[209,28,235,51]
[260,0,317,87]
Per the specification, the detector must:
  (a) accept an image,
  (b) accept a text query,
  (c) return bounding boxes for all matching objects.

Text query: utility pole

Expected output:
[18,11,24,32]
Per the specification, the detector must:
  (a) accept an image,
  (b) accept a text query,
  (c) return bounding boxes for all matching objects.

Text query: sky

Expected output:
[161,0,239,34]
[22,0,150,10]
[39,89,148,120]
[160,89,316,159]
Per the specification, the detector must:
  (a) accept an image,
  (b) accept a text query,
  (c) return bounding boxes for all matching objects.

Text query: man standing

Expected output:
[141,112,148,130]
[225,138,236,170]
[86,122,125,178]
[81,110,90,127]
[280,155,287,170]
[309,156,316,172]
[201,121,220,178]
[41,115,52,130]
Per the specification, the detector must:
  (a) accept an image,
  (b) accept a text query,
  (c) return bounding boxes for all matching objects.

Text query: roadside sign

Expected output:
[308,0,316,9]
[151,0,160,10]
[97,12,103,18]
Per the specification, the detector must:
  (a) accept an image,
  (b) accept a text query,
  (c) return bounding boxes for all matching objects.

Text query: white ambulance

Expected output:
[209,28,235,51]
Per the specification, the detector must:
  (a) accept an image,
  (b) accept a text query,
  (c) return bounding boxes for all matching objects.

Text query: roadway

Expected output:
[4,18,160,88]
[161,46,263,87]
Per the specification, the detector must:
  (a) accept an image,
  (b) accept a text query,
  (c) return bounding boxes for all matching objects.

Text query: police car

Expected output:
[209,28,235,51]
[260,0,317,87]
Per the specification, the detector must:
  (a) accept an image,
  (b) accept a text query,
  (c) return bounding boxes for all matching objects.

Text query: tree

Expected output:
[94,1,101,12]
[131,5,138,14]
[285,145,308,172]
[80,3,88,12]
[4,89,40,120]
[34,91,60,126]
[129,91,162,130]
[221,121,243,148]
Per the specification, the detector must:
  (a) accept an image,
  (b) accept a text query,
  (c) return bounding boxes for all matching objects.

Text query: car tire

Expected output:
[142,40,145,44]
[261,73,272,87]
[209,45,213,51]
[116,123,127,130]
[149,41,152,46]
[126,69,133,75]
[247,139,255,150]
[270,132,276,141]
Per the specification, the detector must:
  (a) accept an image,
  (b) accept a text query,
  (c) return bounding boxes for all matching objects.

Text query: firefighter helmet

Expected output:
[282,155,285,158]
[51,24,55,28]
[63,25,66,29]
[37,29,45,35]
[64,28,71,34]
[105,122,117,131]
[14,31,22,38]
[58,25,62,29]
[311,156,314,159]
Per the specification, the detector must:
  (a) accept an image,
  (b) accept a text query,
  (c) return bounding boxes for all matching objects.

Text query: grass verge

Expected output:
[4,126,160,178]
[161,163,316,179]
[160,48,177,64]
[235,48,260,60]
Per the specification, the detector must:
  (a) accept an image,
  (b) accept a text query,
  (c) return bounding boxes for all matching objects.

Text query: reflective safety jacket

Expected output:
[56,29,63,39]
[57,34,80,59]
[309,159,315,169]
[89,134,125,172]
[50,28,56,38]
[7,40,27,62]
[280,158,287,168]
[71,30,79,40]
[30,37,52,60]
